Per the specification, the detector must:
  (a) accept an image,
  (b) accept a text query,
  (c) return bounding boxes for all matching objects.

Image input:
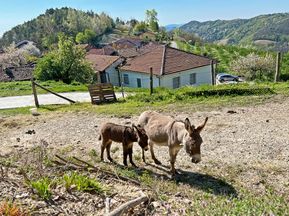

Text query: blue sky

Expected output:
[1,0,289,37]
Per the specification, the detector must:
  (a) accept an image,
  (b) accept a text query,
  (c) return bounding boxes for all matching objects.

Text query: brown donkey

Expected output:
[99,123,149,167]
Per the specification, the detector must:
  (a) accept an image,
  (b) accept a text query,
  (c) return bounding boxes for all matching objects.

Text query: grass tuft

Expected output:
[63,172,106,194]
[30,178,53,200]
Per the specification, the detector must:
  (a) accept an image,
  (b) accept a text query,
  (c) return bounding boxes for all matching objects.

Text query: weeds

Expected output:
[0,201,29,216]
[63,172,106,194]
[30,178,53,200]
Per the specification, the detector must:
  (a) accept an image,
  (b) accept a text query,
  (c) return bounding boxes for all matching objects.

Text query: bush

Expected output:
[126,84,275,103]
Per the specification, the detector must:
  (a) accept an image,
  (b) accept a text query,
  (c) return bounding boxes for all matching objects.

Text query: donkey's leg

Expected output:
[100,139,107,161]
[149,141,161,165]
[142,149,146,163]
[128,145,137,167]
[123,143,128,166]
[169,146,182,176]
[106,141,113,162]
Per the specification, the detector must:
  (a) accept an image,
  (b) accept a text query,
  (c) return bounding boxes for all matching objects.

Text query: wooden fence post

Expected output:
[211,60,215,85]
[31,79,39,108]
[150,67,153,95]
[274,52,281,83]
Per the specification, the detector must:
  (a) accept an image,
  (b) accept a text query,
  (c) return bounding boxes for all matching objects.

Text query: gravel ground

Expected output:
[1,96,289,214]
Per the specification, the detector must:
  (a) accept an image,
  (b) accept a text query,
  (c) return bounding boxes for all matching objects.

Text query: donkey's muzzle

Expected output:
[191,154,201,163]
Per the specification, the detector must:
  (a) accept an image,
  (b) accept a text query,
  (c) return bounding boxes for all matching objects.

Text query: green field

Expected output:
[1,82,288,117]
[0,80,88,97]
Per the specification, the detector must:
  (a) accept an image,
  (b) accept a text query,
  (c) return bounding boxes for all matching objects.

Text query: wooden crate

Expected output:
[88,83,117,104]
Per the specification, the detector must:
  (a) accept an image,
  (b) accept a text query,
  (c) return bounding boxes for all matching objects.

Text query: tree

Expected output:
[133,21,148,34]
[173,29,202,45]
[76,29,97,44]
[0,42,40,69]
[230,53,275,81]
[34,34,94,84]
[145,9,159,32]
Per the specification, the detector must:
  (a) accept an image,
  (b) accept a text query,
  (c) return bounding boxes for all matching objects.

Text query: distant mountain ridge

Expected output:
[165,24,183,31]
[180,13,289,46]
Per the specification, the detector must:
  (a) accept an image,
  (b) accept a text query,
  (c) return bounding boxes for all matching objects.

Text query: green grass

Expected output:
[63,171,106,194]
[30,177,53,200]
[1,82,288,117]
[0,80,88,97]
[187,189,289,215]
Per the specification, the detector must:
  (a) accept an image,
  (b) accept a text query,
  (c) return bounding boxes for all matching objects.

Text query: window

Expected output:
[173,77,180,89]
[137,78,142,88]
[190,73,196,85]
[123,74,129,85]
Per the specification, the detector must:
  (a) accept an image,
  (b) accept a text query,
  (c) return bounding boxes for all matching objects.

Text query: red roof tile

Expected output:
[87,45,115,55]
[86,54,120,72]
[120,45,212,75]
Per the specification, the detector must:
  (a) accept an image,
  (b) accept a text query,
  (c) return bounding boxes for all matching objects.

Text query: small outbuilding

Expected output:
[85,54,123,84]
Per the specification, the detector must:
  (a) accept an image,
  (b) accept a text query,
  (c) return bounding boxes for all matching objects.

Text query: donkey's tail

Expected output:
[98,135,102,141]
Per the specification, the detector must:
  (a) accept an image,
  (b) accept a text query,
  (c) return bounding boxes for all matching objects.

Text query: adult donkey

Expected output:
[138,111,208,175]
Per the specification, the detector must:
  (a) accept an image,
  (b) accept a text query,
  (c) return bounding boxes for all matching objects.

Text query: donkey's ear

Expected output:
[184,118,192,133]
[196,117,208,133]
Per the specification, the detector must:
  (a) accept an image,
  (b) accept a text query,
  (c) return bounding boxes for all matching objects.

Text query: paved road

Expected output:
[0,92,126,109]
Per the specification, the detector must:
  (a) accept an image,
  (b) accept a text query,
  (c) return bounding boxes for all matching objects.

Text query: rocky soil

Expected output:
[1,96,289,215]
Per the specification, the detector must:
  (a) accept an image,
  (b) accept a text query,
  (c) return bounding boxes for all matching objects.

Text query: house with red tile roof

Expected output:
[119,44,214,88]
[85,54,123,84]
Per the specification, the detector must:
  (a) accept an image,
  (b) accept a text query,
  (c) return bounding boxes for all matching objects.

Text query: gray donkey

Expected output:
[138,111,208,175]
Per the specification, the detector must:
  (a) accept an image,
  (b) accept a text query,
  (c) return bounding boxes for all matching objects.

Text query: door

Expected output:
[137,78,142,88]
[100,72,107,83]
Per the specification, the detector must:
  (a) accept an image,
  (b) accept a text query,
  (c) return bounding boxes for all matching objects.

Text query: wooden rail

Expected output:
[31,79,76,108]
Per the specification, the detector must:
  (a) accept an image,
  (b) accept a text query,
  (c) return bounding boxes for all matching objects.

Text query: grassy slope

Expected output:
[0,80,88,97]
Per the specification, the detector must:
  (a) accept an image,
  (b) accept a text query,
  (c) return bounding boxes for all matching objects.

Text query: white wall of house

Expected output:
[102,59,123,86]
[119,65,212,89]
[160,65,212,88]
[120,70,160,88]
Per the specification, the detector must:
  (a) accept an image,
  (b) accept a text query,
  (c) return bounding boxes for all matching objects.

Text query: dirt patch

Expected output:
[1,97,289,214]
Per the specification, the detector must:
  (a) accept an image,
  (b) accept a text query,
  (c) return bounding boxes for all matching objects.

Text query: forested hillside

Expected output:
[0,7,115,49]
[180,13,289,47]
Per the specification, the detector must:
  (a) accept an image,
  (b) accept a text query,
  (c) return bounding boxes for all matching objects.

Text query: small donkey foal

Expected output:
[99,122,149,167]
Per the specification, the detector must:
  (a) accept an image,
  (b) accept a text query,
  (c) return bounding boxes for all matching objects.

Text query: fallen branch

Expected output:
[72,156,141,186]
[54,155,141,186]
[106,191,148,216]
